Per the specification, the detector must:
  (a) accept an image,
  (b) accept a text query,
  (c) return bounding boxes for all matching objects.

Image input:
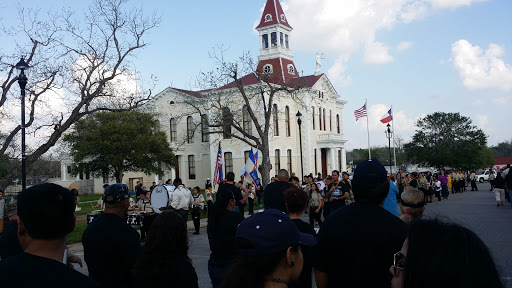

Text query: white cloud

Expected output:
[356,104,418,133]
[397,41,413,51]
[475,114,488,129]
[282,0,489,87]
[491,96,512,105]
[451,40,512,91]
[471,99,484,107]
[327,56,353,88]
[428,0,488,9]
[363,41,394,65]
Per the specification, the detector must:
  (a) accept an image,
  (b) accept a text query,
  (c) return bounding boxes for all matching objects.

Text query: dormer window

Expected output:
[265,14,272,22]
[288,64,295,75]
[281,14,286,22]
[263,64,273,74]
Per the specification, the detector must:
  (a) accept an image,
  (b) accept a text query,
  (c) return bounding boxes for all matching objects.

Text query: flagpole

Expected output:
[366,99,371,159]
[391,105,397,171]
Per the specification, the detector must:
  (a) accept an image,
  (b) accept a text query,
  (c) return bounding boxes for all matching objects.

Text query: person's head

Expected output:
[307,175,313,183]
[352,159,389,204]
[103,183,131,214]
[399,187,425,223]
[152,182,156,186]
[289,176,300,186]
[410,172,417,179]
[144,191,151,199]
[390,218,503,288]
[103,184,109,191]
[311,182,319,192]
[284,187,308,216]
[136,210,189,280]
[166,179,172,185]
[226,171,235,182]
[389,176,395,182]
[342,171,349,180]
[271,177,275,183]
[237,181,243,188]
[193,186,200,194]
[17,183,76,246]
[440,169,445,175]
[277,169,290,181]
[291,172,296,177]
[332,170,340,179]
[226,209,317,288]
[173,178,183,187]
[325,177,332,186]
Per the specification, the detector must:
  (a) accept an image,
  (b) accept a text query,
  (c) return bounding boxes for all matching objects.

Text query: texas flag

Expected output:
[380,108,393,124]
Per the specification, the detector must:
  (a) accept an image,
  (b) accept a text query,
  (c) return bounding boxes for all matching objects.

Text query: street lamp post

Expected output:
[385,123,393,175]
[296,111,304,182]
[15,57,29,191]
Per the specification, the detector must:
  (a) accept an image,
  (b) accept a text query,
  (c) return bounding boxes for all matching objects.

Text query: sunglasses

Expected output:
[393,251,406,276]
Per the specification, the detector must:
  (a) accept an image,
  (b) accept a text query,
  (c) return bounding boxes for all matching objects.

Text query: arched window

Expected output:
[319,107,322,130]
[243,106,252,135]
[275,149,281,171]
[188,155,196,180]
[186,116,194,144]
[170,118,176,142]
[285,106,290,137]
[323,108,326,131]
[201,114,209,142]
[262,34,268,49]
[312,106,315,130]
[329,110,332,131]
[336,114,340,134]
[273,104,279,136]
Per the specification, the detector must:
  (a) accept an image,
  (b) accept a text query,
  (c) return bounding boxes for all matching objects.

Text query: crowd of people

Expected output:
[0,160,509,287]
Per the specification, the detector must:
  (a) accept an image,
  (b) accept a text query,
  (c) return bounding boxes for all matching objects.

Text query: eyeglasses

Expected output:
[393,251,406,276]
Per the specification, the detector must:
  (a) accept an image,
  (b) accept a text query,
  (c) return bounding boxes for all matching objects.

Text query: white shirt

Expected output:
[171,185,193,210]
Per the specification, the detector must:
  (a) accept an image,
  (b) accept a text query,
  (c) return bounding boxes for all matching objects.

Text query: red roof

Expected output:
[256,0,292,29]
[495,157,512,165]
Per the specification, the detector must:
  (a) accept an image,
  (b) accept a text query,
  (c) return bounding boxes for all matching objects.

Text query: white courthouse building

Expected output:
[61,0,349,191]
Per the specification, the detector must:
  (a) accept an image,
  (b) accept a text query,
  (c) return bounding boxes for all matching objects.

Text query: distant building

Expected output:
[62,0,350,190]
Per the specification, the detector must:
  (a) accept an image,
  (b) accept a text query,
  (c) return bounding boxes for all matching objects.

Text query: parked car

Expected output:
[475,170,497,183]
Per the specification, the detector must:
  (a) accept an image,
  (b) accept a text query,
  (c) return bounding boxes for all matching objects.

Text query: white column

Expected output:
[61,164,67,181]
[329,148,336,173]
[341,147,347,172]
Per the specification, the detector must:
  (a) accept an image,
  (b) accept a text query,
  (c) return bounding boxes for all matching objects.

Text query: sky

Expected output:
[2,0,511,151]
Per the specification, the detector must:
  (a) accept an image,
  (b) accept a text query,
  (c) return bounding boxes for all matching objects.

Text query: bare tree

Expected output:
[0,0,160,189]
[179,49,312,187]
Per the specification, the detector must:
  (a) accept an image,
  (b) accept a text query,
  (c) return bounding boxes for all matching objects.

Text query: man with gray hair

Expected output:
[263,169,293,212]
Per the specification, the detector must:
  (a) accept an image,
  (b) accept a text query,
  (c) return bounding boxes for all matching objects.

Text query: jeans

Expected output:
[208,260,230,288]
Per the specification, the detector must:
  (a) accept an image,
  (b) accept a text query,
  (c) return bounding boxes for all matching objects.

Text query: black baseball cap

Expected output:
[353,159,388,184]
[236,209,317,255]
[103,183,130,204]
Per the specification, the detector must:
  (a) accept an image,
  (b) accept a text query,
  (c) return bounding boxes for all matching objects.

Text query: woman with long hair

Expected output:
[220,209,317,288]
[134,211,198,288]
[207,189,244,288]
[308,183,323,228]
[390,218,503,288]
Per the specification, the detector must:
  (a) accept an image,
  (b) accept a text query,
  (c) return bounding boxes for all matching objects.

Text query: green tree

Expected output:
[492,140,512,158]
[63,111,176,183]
[404,112,488,169]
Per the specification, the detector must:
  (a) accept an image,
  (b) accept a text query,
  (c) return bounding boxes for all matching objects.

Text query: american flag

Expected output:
[354,104,367,121]
[213,142,224,185]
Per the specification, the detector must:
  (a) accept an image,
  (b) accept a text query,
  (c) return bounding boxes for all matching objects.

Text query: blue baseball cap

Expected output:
[103,183,130,204]
[236,209,317,255]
